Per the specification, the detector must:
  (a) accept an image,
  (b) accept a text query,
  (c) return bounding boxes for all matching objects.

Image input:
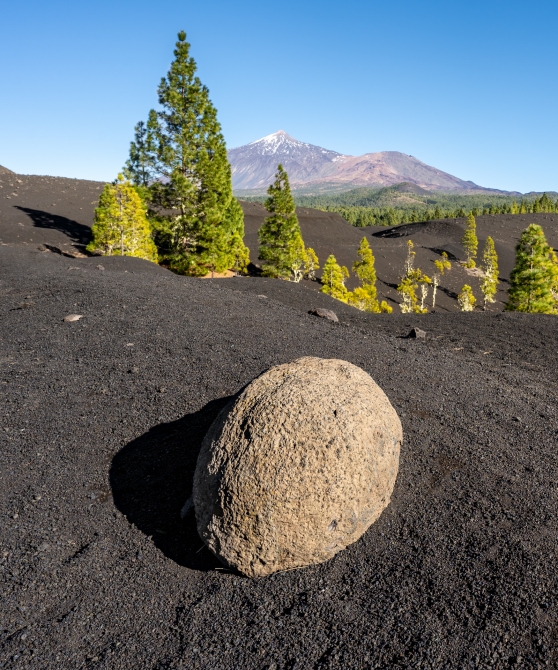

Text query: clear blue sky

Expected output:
[1,0,557,192]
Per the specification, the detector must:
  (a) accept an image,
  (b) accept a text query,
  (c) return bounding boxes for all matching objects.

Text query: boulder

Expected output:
[309,308,339,323]
[408,327,426,339]
[193,357,402,577]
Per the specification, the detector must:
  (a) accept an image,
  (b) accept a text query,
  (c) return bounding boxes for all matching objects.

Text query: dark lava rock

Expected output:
[309,307,339,322]
[408,327,426,339]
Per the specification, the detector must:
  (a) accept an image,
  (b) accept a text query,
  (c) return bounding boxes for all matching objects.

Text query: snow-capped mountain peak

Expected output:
[228,131,486,193]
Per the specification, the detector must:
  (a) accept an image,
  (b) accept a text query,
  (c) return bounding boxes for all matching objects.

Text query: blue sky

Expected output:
[1,0,557,192]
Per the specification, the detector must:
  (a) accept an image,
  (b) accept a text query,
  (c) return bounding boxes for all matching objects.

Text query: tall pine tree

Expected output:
[125,31,248,275]
[258,164,304,279]
[506,224,557,313]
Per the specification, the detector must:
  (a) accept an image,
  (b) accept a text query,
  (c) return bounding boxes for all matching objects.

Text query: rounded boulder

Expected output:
[193,357,402,577]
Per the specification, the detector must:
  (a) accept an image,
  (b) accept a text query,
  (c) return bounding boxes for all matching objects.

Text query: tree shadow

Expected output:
[426,247,460,262]
[109,396,235,571]
[15,206,92,245]
[438,285,458,300]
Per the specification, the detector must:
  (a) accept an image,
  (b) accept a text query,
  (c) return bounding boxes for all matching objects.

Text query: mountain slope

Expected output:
[229,131,490,194]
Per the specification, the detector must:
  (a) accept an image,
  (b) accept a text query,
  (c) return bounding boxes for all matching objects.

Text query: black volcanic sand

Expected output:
[242,202,558,312]
[3,171,558,313]
[0,172,104,253]
[1,243,558,669]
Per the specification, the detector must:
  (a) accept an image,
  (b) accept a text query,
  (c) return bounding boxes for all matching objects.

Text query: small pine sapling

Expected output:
[431,272,440,309]
[462,213,478,268]
[289,234,306,283]
[87,175,158,262]
[433,251,451,274]
[419,274,432,311]
[480,236,499,309]
[348,237,391,312]
[304,248,319,280]
[320,255,349,303]
[458,285,476,312]
[404,239,416,275]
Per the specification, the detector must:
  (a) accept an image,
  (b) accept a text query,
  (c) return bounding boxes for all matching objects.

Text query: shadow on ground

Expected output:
[110,396,234,571]
[16,206,92,245]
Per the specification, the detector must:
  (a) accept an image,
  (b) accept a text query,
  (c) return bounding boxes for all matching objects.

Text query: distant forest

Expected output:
[242,183,558,227]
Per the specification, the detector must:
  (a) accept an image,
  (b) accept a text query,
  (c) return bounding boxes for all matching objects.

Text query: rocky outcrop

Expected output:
[193,357,402,577]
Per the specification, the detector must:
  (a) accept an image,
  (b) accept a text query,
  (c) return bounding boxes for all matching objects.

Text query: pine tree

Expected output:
[462,213,478,268]
[397,269,428,314]
[124,120,154,187]
[320,254,349,302]
[506,224,557,313]
[348,237,391,312]
[458,285,476,311]
[87,175,158,262]
[304,248,319,280]
[480,236,499,309]
[433,251,451,275]
[225,198,250,274]
[404,239,416,275]
[126,31,248,275]
[431,272,440,309]
[258,165,304,279]
[289,233,306,283]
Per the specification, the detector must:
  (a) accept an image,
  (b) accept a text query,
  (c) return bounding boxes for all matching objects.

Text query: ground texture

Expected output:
[1,243,558,669]
[3,170,558,313]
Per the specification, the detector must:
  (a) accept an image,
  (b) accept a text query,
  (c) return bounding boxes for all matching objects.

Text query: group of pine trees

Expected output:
[319,240,391,313]
[86,31,558,316]
[256,165,391,313]
[88,31,249,276]
[310,192,558,228]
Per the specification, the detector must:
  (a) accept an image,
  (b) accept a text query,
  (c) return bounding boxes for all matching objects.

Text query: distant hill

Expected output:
[229,131,509,195]
[0,164,14,175]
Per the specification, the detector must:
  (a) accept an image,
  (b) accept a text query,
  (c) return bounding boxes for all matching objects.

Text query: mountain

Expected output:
[228,131,496,194]
[0,164,14,175]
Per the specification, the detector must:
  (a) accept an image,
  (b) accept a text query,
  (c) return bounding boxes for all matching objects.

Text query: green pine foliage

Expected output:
[258,165,305,279]
[397,269,429,314]
[506,224,558,313]
[458,285,476,312]
[433,251,451,274]
[87,175,158,262]
[480,236,499,309]
[348,237,391,312]
[304,248,319,280]
[125,31,249,276]
[462,213,478,267]
[243,186,558,229]
[320,254,349,303]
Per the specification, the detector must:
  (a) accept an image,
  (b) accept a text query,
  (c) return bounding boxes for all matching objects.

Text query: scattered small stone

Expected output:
[309,308,339,323]
[63,314,83,322]
[37,245,49,252]
[257,294,267,299]
[96,265,105,271]
[408,327,426,339]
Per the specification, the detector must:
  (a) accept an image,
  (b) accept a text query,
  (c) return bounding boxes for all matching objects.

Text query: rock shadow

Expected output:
[110,396,234,571]
[15,206,92,245]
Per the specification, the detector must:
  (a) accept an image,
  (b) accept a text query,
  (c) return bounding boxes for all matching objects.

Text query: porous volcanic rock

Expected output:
[193,356,402,577]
